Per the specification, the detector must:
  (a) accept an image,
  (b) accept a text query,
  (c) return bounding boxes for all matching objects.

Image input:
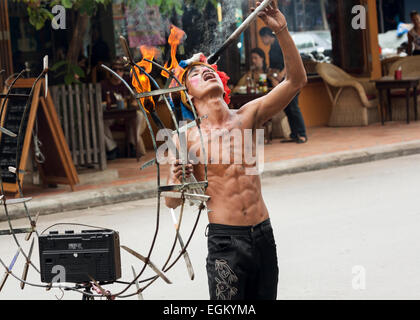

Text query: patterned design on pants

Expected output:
[214,259,238,300]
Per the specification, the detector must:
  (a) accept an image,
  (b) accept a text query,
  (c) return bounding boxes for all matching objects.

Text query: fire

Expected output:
[132,45,159,112]
[162,25,186,80]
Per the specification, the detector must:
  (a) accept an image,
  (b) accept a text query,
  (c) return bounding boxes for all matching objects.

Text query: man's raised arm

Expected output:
[250,1,307,126]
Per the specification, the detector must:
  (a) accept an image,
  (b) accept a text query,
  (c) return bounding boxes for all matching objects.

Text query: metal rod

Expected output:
[0,228,33,236]
[160,192,210,202]
[158,181,208,192]
[170,208,194,280]
[135,86,187,99]
[0,94,31,98]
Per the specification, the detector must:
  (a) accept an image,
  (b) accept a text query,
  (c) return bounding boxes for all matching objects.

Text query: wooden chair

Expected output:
[388,55,420,77]
[50,83,107,170]
[386,56,420,122]
[316,63,380,126]
[381,56,403,76]
[303,60,319,75]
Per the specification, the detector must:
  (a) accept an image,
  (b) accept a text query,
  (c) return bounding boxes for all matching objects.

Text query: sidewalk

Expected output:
[3,121,420,221]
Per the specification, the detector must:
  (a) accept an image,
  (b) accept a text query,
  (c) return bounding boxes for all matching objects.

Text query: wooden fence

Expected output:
[50,83,106,171]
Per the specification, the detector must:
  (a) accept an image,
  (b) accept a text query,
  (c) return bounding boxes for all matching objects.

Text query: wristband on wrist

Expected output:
[273,23,288,35]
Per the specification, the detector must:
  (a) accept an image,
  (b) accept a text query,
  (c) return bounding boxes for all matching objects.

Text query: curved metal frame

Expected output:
[0,46,209,299]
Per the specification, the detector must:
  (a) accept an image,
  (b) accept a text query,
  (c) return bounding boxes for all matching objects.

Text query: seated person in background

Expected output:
[233,48,282,143]
[101,58,147,160]
[408,11,420,56]
[233,48,281,94]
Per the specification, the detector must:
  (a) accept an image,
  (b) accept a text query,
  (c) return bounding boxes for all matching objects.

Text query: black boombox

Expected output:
[38,229,121,284]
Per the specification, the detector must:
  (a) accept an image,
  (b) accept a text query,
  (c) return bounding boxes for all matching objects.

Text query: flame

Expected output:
[162,25,186,80]
[132,45,159,112]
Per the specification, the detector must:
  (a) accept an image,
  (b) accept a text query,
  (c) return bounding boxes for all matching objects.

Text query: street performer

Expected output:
[165,1,306,300]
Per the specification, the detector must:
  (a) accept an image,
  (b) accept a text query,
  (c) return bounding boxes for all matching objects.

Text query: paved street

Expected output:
[1,154,420,300]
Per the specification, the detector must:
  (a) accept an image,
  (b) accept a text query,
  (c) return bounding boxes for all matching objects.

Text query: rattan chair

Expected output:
[316,63,380,126]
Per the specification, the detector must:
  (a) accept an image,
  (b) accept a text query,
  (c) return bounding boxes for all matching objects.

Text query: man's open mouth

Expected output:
[203,71,216,81]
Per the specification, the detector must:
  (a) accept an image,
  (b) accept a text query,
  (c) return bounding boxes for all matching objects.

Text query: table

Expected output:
[371,76,419,125]
[103,107,139,161]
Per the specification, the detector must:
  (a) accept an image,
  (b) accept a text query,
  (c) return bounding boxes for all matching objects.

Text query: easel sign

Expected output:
[0,78,79,195]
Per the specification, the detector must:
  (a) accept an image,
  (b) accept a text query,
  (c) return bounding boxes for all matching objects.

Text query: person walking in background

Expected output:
[408,11,420,56]
[259,27,308,144]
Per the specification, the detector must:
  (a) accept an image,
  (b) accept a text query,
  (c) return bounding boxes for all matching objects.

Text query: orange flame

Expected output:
[162,25,186,80]
[132,45,159,112]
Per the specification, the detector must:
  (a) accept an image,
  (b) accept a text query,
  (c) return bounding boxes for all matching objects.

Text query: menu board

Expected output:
[0,79,79,194]
[0,87,30,184]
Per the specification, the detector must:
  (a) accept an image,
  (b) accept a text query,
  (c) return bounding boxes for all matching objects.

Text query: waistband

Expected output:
[206,218,272,236]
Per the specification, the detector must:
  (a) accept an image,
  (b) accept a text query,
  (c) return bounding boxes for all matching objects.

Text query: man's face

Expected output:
[412,14,420,27]
[185,65,224,100]
[261,35,273,46]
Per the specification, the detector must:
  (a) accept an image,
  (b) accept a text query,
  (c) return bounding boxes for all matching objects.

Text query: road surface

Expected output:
[1,154,419,300]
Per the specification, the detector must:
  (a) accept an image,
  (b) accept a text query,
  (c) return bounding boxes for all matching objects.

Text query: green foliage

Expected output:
[51,60,86,85]
[15,0,217,30]
[14,0,217,84]
[27,6,54,30]
[127,0,217,17]
[13,0,113,29]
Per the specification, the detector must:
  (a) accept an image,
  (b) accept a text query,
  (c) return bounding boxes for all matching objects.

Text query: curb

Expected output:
[3,181,156,222]
[3,140,420,222]
[261,140,420,179]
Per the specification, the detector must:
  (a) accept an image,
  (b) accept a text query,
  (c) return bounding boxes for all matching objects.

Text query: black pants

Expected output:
[413,50,420,56]
[206,219,279,300]
[284,94,307,139]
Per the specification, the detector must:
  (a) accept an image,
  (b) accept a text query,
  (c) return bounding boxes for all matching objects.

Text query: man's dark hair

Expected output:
[251,47,267,72]
[410,10,419,19]
[259,27,275,38]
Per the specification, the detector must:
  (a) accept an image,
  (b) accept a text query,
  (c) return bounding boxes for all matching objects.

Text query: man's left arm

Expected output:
[247,1,307,127]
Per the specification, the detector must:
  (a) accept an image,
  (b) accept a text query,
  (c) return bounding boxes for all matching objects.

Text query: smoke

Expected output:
[183,0,246,58]
[124,1,250,61]
[207,0,243,55]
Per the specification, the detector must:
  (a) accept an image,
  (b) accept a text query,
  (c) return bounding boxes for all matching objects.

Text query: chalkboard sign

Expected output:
[0,78,79,195]
[0,87,31,184]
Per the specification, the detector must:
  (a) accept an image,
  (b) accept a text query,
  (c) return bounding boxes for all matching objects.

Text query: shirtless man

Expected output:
[165,1,306,300]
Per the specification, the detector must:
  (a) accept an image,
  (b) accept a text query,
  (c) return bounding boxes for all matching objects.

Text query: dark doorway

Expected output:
[376,0,405,33]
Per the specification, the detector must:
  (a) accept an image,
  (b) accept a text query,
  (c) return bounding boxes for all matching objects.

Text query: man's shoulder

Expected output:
[236,99,260,124]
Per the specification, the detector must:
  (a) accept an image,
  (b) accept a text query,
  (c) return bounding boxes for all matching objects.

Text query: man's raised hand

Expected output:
[251,1,287,34]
